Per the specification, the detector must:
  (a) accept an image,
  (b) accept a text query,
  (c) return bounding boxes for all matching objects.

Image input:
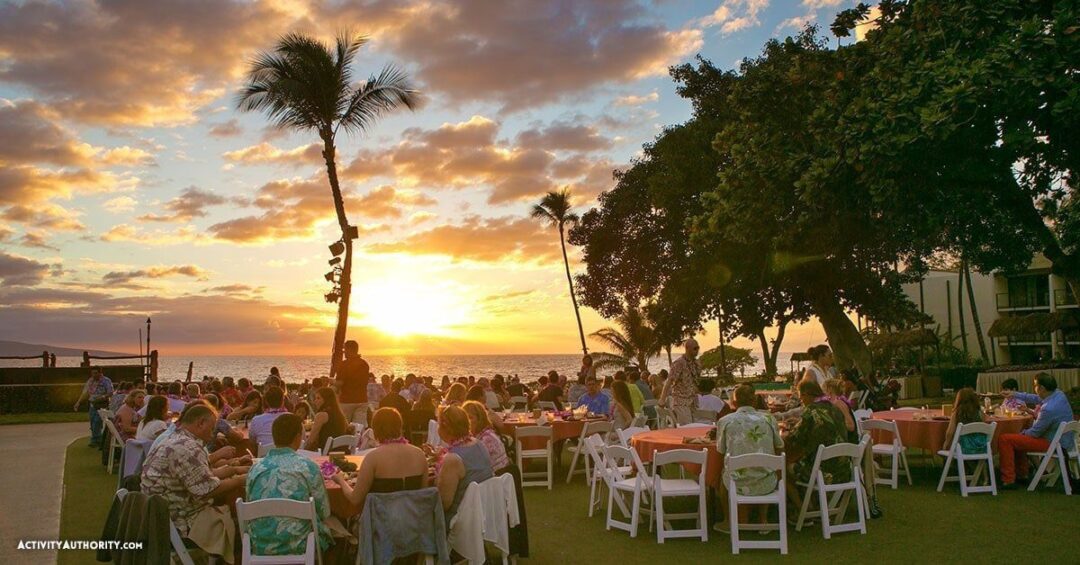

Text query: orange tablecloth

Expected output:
[870,409,1031,453]
[630,427,722,488]
[314,455,367,520]
[502,415,605,449]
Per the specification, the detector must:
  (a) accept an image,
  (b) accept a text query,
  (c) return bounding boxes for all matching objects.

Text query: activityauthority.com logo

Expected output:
[17,540,144,551]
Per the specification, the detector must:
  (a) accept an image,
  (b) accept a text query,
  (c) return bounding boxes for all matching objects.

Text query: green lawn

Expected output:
[60,436,1077,565]
[0,412,87,425]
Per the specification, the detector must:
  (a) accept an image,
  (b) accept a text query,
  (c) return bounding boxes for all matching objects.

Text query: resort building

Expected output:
[901,255,1079,366]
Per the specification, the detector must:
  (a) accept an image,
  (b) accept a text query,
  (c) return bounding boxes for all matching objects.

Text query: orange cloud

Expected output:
[102,264,210,285]
[137,187,227,223]
[0,251,50,286]
[223,142,322,167]
[369,215,560,264]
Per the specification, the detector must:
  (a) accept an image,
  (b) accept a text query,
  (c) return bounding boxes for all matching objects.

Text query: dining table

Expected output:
[869,408,1032,453]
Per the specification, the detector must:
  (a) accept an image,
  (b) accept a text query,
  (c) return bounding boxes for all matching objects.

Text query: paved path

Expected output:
[0,422,86,564]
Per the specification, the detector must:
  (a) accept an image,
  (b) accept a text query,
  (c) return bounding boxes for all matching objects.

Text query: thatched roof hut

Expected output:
[988,312,1080,338]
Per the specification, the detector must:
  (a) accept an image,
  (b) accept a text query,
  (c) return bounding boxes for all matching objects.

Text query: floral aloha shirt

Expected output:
[717,406,784,495]
[787,400,852,484]
[141,428,221,537]
[245,448,333,556]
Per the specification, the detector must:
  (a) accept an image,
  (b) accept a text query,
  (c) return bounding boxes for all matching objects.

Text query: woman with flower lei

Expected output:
[332,407,428,511]
[434,405,494,523]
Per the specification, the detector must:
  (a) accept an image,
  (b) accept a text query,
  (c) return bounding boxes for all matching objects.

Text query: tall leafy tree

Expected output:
[237,32,418,377]
[532,189,589,355]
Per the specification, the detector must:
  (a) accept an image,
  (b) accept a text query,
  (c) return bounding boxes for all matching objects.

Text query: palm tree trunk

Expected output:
[957,265,969,357]
[963,260,989,363]
[559,225,588,355]
[322,134,352,379]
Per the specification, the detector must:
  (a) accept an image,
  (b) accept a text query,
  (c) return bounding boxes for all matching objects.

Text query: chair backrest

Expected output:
[677,422,712,429]
[584,434,607,468]
[514,425,553,441]
[857,418,901,446]
[537,401,557,411]
[99,408,115,421]
[486,397,502,410]
[509,396,528,412]
[692,409,718,423]
[817,441,866,471]
[323,434,358,455]
[629,414,648,428]
[601,444,635,483]
[725,452,784,474]
[427,419,443,448]
[236,496,319,564]
[653,447,708,467]
[121,439,154,478]
[655,406,675,429]
[853,409,873,422]
[616,426,649,447]
[101,415,123,441]
[581,420,614,438]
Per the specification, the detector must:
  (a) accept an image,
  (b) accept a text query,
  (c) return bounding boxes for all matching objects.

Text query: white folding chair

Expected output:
[653,448,708,543]
[98,408,115,421]
[677,423,712,429]
[476,475,520,564]
[642,399,659,427]
[627,414,648,429]
[566,420,614,483]
[322,434,358,455]
[236,497,320,565]
[584,434,627,517]
[537,401,557,411]
[616,426,649,448]
[654,407,676,429]
[725,453,787,555]
[936,421,998,496]
[515,426,553,489]
[117,439,154,488]
[509,396,528,413]
[795,440,868,539]
[857,419,912,489]
[99,414,124,474]
[691,409,718,424]
[853,409,872,422]
[427,419,444,449]
[602,444,652,537]
[1028,420,1080,495]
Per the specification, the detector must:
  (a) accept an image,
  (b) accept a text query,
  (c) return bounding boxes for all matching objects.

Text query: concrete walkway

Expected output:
[0,422,86,564]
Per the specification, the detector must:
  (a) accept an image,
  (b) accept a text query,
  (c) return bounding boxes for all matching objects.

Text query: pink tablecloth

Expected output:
[870,409,1031,453]
[502,415,604,449]
[630,427,721,488]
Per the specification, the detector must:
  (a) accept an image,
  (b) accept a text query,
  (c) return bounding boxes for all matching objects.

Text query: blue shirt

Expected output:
[1015,390,1075,451]
[576,392,610,415]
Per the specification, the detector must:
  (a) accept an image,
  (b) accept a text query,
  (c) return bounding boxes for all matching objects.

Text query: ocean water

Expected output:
[6,352,795,383]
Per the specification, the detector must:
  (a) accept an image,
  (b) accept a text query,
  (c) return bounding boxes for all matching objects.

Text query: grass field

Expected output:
[0,412,87,426]
[58,434,1078,565]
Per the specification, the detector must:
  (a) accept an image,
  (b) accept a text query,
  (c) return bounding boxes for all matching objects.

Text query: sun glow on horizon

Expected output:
[350,276,472,338]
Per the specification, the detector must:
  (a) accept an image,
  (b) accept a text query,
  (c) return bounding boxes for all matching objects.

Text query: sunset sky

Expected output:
[0,0,852,357]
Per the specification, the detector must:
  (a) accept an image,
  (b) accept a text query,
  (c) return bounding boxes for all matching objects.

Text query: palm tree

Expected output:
[589,305,661,371]
[237,32,418,377]
[532,188,588,355]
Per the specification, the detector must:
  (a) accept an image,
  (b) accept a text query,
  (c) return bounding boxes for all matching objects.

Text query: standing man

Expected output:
[74,367,114,448]
[661,339,701,425]
[335,340,369,423]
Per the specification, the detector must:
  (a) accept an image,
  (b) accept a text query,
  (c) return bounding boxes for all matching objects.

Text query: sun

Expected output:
[350,277,472,338]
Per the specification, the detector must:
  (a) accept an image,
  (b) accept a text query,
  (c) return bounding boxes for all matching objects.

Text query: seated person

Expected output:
[379,379,412,421]
[435,406,494,523]
[292,400,314,422]
[201,394,244,450]
[998,373,1076,489]
[566,375,588,406]
[574,376,610,415]
[942,387,988,454]
[611,381,636,430]
[998,378,1029,411]
[136,395,170,441]
[249,386,289,447]
[822,379,858,443]
[246,413,333,557]
[462,401,510,472]
[696,379,727,414]
[305,387,348,453]
[614,371,643,414]
[465,385,505,432]
[716,384,784,531]
[114,389,146,441]
[532,372,565,411]
[334,408,429,509]
[226,390,264,422]
[784,380,850,507]
[141,404,249,563]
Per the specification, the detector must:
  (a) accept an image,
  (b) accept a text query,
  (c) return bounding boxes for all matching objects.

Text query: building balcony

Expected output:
[1054,288,1078,308]
[997,292,1050,311]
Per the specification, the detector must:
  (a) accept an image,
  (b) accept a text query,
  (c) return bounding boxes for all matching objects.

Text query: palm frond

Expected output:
[590,352,629,370]
[337,64,420,137]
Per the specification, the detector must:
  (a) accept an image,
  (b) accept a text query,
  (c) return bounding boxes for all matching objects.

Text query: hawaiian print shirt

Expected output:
[717,406,784,495]
[83,376,114,403]
[669,355,701,408]
[787,400,852,484]
[245,448,333,555]
[141,428,220,537]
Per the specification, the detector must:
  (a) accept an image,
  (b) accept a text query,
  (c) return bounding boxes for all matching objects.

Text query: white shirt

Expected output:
[248,410,288,446]
[807,365,834,387]
[136,419,168,441]
[697,394,727,413]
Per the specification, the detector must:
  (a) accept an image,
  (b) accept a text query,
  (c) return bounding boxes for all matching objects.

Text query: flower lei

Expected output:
[434,435,474,476]
[263,407,289,415]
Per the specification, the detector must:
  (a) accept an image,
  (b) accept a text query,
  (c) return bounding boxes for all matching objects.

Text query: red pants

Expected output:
[997,433,1050,484]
